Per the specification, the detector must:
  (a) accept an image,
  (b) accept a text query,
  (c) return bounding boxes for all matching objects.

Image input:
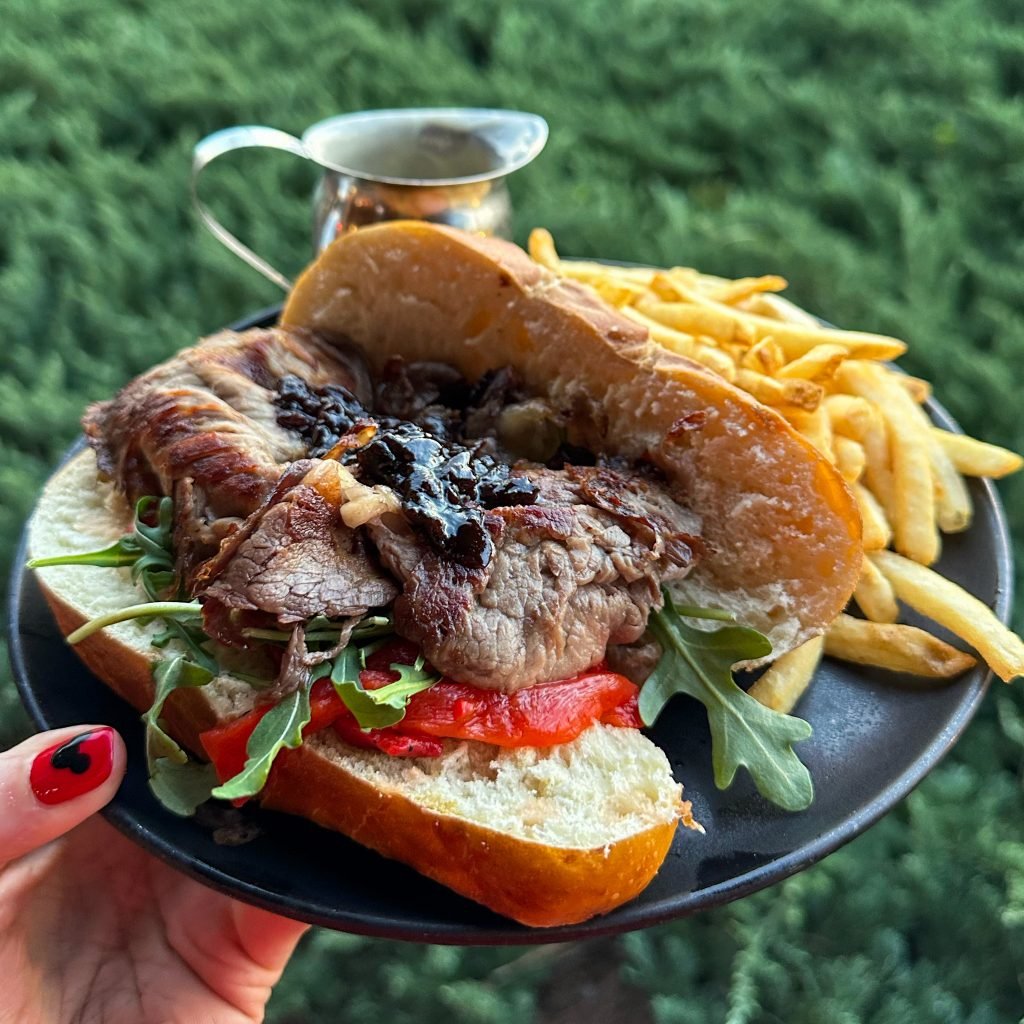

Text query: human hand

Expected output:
[0,726,309,1024]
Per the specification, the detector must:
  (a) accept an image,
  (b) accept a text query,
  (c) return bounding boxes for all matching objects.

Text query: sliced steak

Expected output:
[199,461,398,646]
[84,326,369,517]
[84,326,371,585]
[368,467,701,691]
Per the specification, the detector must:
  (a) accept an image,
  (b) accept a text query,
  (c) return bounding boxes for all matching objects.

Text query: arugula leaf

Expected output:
[144,655,216,766]
[641,592,814,812]
[27,536,142,569]
[66,600,202,645]
[149,758,218,817]
[29,495,176,596]
[241,614,394,645]
[130,497,176,599]
[211,683,312,801]
[150,617,218,674]
[330,649,439,730]
[29,493,178,605]
[142,655,217,815]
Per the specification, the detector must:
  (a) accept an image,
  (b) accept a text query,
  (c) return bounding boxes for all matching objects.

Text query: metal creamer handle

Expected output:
[192,125,308,292]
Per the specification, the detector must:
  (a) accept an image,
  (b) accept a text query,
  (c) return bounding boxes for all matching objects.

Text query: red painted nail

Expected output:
[30,729,116,805]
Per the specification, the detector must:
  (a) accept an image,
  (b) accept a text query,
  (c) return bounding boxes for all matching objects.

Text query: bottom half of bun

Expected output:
[28,450,690,927]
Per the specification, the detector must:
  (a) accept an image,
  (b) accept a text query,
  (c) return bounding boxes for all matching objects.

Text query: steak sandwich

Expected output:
[28,222,861,926]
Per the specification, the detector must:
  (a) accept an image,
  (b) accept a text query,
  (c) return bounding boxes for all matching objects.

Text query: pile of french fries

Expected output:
[529,229,1024,712]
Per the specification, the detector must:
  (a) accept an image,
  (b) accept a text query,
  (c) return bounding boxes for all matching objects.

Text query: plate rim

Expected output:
[7,304,1014,944]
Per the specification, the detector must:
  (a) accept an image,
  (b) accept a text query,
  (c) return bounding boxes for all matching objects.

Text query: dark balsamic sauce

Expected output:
[274,373,538,569]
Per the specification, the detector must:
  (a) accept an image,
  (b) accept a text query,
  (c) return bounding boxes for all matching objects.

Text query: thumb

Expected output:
[0,726,126,868]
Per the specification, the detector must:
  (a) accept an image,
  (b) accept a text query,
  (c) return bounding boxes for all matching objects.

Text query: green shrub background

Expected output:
[3,1,1024,1020]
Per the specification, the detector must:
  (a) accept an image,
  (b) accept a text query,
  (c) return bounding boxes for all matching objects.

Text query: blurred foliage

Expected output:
[2,0,1024,1020]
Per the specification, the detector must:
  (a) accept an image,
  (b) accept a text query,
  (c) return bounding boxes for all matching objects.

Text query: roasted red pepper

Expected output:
[199,639,641,790]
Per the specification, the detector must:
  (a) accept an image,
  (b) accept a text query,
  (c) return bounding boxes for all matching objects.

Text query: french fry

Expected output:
[777,343,849,383]
[852,482,893,551]
[690,343,738,381]
[932,429,1024,479]
[707,274,787,305]
[789,405,834,462]
[663,277,908,360]
[748,636,824,713]
[854,555,899,623]
[635,294,742,344]
[559,260,657,285]
[619,306,697,358]
[833,436,866,484]
[823,394,877,442]
[528,227,560,270]
[824,614,977,678]
[780,378,825,412]
[837,362,939,565]
[898,375,931,404]
[928,435,972,533]
[733,369,790,409]
[741,336,786,375]
[740,292,824,327]
[870,550,1024,681]
[858,414,898,526]
[586,279,648,307]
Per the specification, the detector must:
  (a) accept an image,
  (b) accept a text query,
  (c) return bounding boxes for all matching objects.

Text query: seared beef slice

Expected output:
[201,470,398,639]
[369,468,700,691]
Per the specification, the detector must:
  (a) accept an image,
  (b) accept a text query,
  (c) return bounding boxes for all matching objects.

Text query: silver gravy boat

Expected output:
[192,107,548,291]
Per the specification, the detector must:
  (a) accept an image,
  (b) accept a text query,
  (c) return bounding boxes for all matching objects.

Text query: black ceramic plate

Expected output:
[8,307,1014,944]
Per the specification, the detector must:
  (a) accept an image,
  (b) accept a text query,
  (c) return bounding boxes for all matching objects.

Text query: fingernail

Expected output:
[30,728,116,805]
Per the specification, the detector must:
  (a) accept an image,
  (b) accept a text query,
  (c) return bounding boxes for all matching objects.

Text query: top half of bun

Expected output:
[281,221,862,657]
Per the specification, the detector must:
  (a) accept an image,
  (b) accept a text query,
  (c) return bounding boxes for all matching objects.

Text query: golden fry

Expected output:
[732,369,795,409]
[854,555,899,623]
[739,293,823,327]
[870,550,1024,681]
[619,306,697,358]
[837,362,939,565]
[528,227,560,270]
[859,416,898,526]
[707,275,788,305]
[558,260,658,286]
[781,378,824,411]
[589,279,648,307]
[789,406,834,462]
[852,482,893,551]
[662,279,907,360]
[635,294,742,344]
[898,375,931,404]
[833,436,866,484]
[928,434,972,534]
[691,343,738,381]
[823,394,877,442]
[824,614,976,678]
[748,636,824,713]
[777,343,849,383]
[932,429,1024,479]
[741,336,786,375]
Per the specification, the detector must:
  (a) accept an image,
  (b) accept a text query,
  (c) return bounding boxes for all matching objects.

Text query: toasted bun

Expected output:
[29,449,687,927]
[282,222,861,656]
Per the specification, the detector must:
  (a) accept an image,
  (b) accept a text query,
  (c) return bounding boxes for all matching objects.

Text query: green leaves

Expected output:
[642,592,814,812]
[149,759,219,817]
[144,655,216,815]
[129,496,176,600]
[211,683,312,801]
[27,536,141,569]
[330,649,439,730]
[28,495,177,601]
[65,600,203,645]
